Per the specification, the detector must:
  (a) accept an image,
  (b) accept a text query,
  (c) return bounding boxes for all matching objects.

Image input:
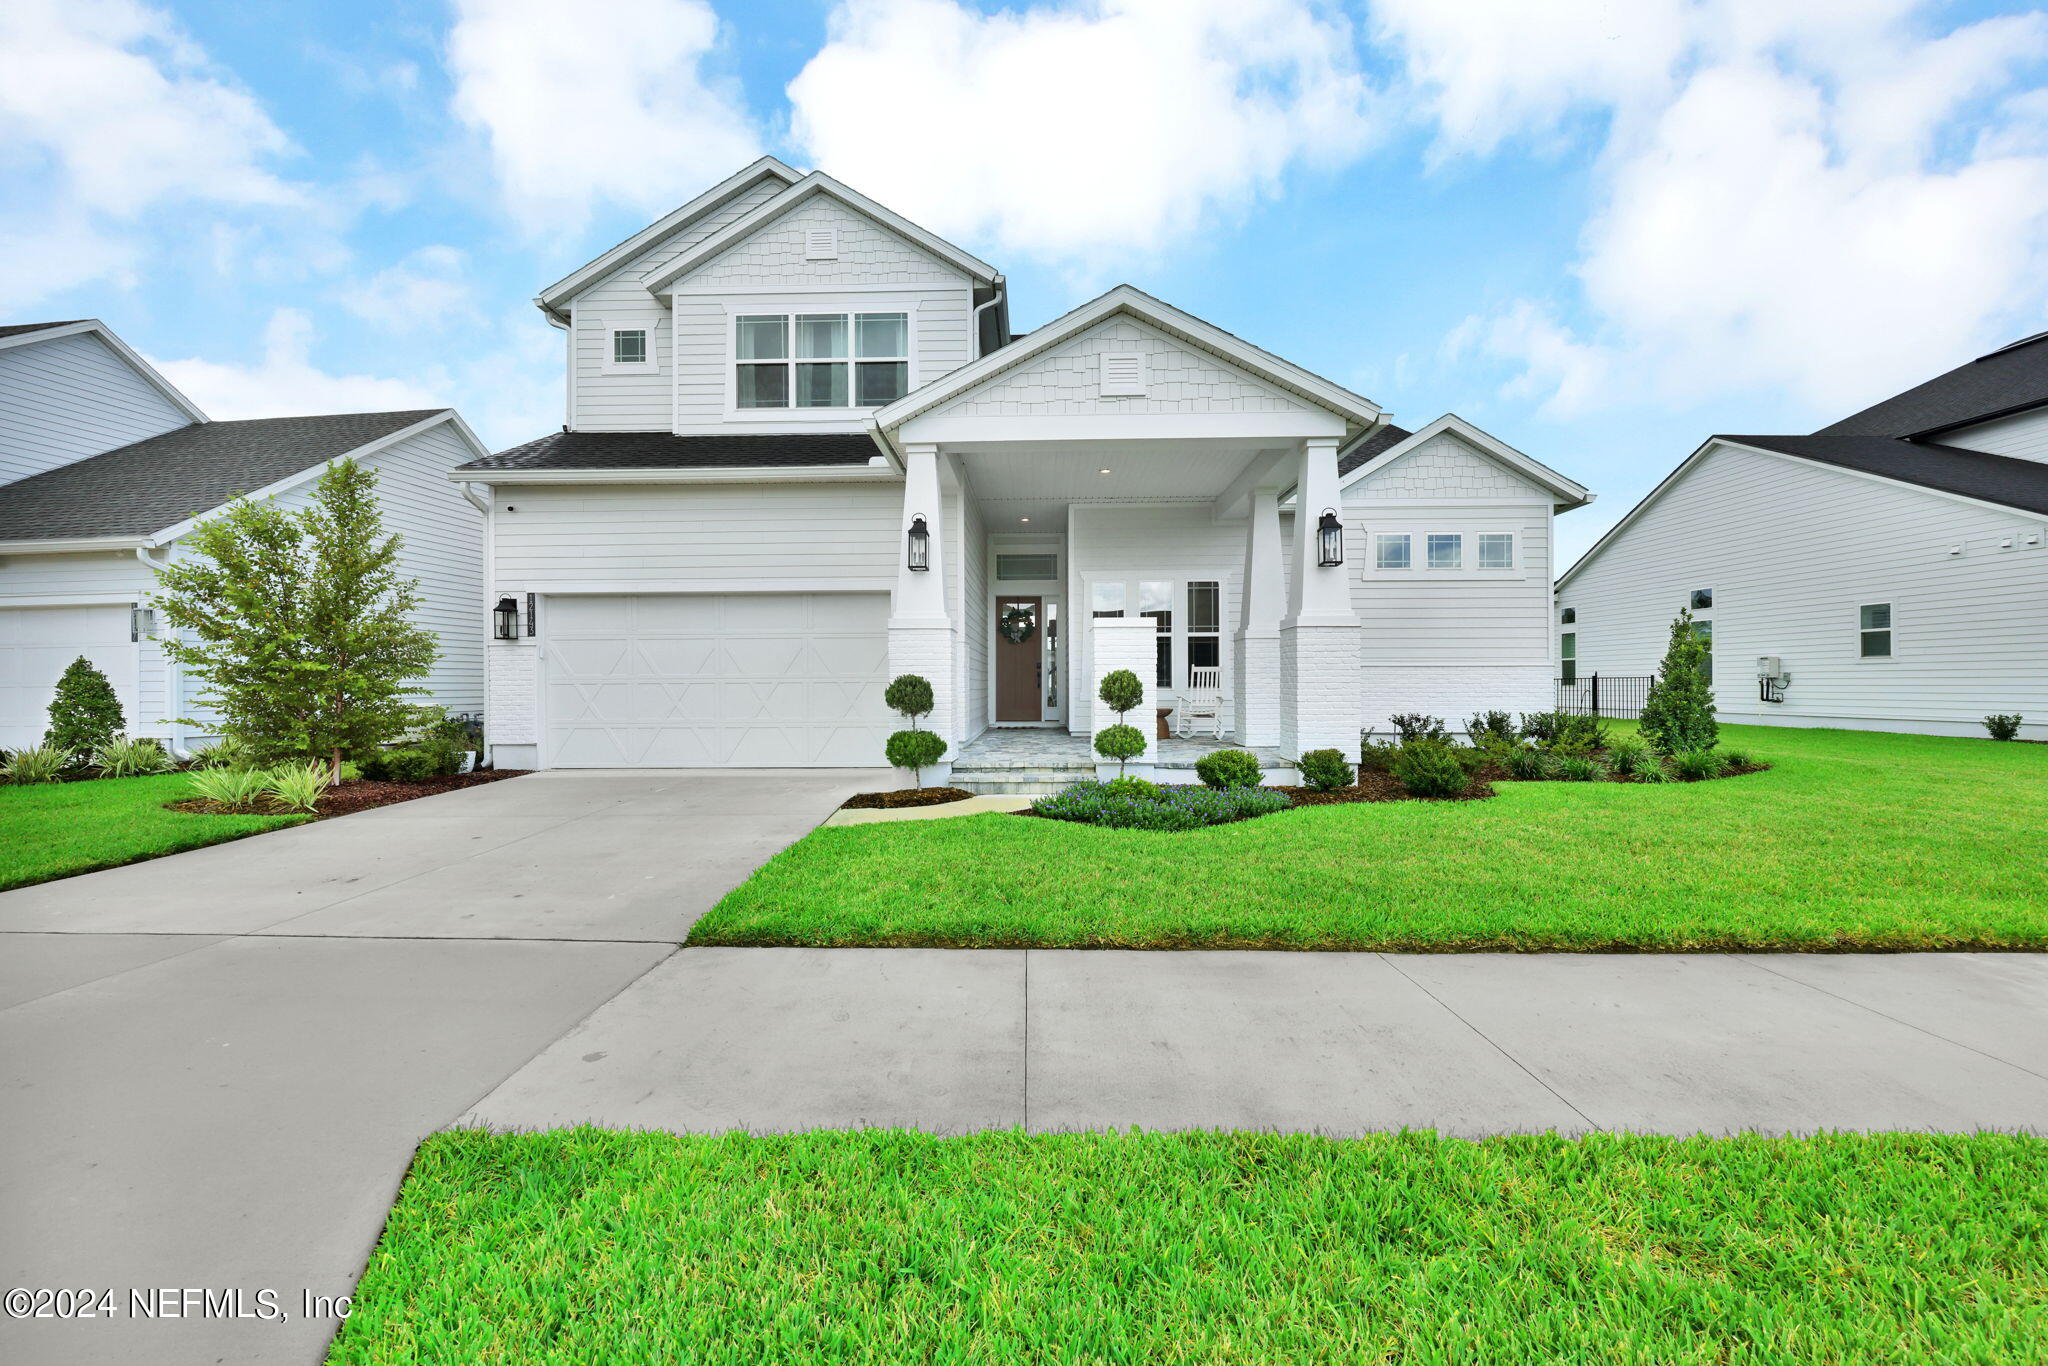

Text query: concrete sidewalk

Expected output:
[468,948,2048,1137]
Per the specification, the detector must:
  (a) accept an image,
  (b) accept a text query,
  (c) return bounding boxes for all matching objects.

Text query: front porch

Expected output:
[948,727,1291,795]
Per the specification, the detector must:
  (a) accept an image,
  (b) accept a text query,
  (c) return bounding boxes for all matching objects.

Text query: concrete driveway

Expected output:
[0,768,883,1366]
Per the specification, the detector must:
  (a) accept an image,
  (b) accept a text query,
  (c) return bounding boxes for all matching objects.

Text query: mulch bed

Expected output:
[840,787,977,810]
[168,769,531,819]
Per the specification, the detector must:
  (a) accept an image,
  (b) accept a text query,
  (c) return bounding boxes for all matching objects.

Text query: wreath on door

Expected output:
[999,604,1038,645]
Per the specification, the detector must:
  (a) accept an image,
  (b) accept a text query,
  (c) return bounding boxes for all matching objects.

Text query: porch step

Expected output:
[949,766,1088,797]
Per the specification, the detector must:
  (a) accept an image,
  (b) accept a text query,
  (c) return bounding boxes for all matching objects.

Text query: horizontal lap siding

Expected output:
[0,333,193,484]
[1560,443,2048,729]
[1071,505,1245,725]
[1944,408,2048,464]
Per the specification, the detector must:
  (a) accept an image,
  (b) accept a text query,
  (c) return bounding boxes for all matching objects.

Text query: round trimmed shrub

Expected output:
[1093,723,1147,768]
[1194,748,1264,789]
[1102,775,1162,800]
[1297,748,1352,792]
[886,728,948,772]
[1391,738,1470,798]
[884,674,934,722]
[1097,669,1143,716]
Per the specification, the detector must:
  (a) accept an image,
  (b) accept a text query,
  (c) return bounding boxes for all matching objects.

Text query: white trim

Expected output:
[875,285,1383,434]
[0,592,145,607]
[1559,436,2045,590]
[536,156,802,310]
[0,319,210,424]
[904,412,1347,444]
[450,463,895,486]
[0,536,150,553]
[643,171,999,295]
[1338,413,1590,507]
[516,579,893,596]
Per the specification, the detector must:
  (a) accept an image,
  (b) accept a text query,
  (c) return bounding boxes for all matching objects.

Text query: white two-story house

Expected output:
[459,157,1592,781]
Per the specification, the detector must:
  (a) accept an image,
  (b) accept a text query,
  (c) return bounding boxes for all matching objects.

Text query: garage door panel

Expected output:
[543,593,892,768]
[0,605,140,751]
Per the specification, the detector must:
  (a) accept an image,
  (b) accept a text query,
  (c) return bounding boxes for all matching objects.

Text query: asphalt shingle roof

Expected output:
[460,429,883,471]
[1818,332,2048,438]
[1718,432,2048,517]
[0,320,86,340]
[0,410,444,543]
[1337,422,1414,475]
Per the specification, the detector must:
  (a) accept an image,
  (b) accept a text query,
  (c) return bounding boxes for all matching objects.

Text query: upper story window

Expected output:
[1375,533,1411,570]
[1560,607,1576,624]
[1690,587,1714,610]
[1427,533,1463,570]
[1478,533,1514,570]
[601,321,655,373]
[735,311,908,410]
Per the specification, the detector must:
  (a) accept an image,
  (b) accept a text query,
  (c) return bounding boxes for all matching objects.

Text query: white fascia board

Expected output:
[0,320,210,425]
[900,410,1346,445]
[148,409,465,544]
[536,156,803,312]
[0,535,151,554]
[874,285,1383,433]
[445,464,900,486]
[641,171,1000,296]
[1338,412,1592,507]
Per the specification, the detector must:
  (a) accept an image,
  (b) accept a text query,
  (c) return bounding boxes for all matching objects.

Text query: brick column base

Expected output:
[1088,617,1157,777]
[888,622,956,775]
[1279,622,1362,757]
[1235,629,1280,746]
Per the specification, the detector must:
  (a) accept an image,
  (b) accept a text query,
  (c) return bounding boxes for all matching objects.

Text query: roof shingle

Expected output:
[1717,432,2048,517]
[0,320,87,341]
[459,429,883,472]
[1818,333,2048,438]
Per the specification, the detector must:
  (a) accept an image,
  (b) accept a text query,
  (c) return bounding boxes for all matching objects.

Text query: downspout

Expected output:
[973,276,1006,356]
[135,545,184,756]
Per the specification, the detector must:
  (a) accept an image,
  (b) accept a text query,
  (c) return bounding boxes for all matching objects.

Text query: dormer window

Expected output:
[734,311,909,410]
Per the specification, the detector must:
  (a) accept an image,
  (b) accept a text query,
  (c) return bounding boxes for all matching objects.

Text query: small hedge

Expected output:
[1391,739,1470,798]
[1194,748,1263,789]
[1031,780,1291,831]
[1297,748,1353,792]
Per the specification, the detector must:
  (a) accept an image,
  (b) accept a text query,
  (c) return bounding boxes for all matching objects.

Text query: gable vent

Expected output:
[804,228,839,260]
[1100,351,1147,397]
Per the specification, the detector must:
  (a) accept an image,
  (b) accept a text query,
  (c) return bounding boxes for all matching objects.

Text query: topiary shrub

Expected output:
[1387,713,1447,745]
[1297,748,1352,792]
[1667,748,1727,781]
[44,656,125,761]
[885,728,949,788]
[1093,723,1147,775]
[1391,738,1470,798]
[1639,609,1718,755]
[885,674,935,726]
[1097,668,1143,717]
[1194,748,1264,789]
[1094,669,1147,776]
[1984,714,2024,741]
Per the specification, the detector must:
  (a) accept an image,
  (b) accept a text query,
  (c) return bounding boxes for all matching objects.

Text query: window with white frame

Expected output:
[1139,580,1173,687]
[734,311,909,409]
[1478,533,1514,570]
[602,322,655,373]
[1375,533,1411,570]
[1859,603,1892,657]
[1090,582,1125,618]
[1187,581,1221,682]
[1427,533,1463,569]
[1690,587,1714,610]
[1561,631,1576,684]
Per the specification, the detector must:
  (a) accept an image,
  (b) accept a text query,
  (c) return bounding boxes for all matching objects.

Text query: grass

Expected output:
[690,723,2048,952]
[330,1127,2048,1365]
[0,771,307,891]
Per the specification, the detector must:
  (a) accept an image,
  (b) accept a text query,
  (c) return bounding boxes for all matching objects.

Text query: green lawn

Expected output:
[690,724,2048,952]
[0,771,307,892]
[330,1127,2048,1365]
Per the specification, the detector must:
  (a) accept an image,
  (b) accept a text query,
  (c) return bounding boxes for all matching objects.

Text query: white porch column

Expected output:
[1279,436,1362,756]
[888,443,954,747]
[1088,616,1157,777]
[1234,486,1284,746]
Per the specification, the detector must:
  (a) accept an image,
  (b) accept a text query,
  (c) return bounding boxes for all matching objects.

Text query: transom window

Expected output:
[1376,533,1411,570]
[1478,533,1514,570]
[735,312,908,409]
[1427,533,1463,570]
[1859,603,1892,658]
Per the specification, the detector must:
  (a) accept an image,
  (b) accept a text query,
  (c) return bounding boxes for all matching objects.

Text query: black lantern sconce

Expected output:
[1316,508,1345,567]
[493,596,519,640]
[906,514,931,572]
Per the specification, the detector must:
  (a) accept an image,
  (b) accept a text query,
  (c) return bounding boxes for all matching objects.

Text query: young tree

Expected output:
[1639,608,1718,755]
[1093,668,1147,777]
[45,656,125,761]
[152,459,438,783]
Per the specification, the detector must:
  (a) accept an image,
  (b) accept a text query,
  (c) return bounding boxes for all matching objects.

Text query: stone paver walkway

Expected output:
[955,728,1283,769]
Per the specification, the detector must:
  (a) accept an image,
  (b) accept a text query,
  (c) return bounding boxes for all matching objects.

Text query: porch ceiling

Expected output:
[958,439,1279,531]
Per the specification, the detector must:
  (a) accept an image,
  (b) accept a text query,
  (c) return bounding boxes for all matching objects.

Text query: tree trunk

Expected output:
[330,749,343,786]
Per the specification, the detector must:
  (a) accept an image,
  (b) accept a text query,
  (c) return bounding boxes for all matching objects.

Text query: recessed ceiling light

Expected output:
[1098,467,1112,475]
[1020,516,1030,523]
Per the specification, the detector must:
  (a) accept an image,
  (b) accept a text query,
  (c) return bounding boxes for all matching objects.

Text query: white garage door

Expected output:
[543,593,892,767]
[0,604,139,751]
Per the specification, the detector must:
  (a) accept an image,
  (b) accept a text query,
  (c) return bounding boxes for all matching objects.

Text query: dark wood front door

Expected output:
[994,597,1043,722]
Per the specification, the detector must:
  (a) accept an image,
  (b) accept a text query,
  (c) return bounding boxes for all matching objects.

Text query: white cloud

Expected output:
[151,311,447,419]
[447,0,760,234]
[342,246,481,333]
[787,0,1378,267]
[1389,1,2048,416]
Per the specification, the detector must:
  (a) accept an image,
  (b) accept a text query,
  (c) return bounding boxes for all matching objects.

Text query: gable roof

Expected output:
[0,318,209,424]
[1720,433,2048,517]
[536,156,803,312]
[1336,412,1592,507]
[458,429,881,473]
[641,170,1000,296]
[870,284,1382,438]
[1336,422,1413,475]
[1819,331,2048,438]
[0,410,451,545]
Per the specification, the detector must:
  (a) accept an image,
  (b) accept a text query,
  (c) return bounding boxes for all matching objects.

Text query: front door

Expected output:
[994,597,1043,722]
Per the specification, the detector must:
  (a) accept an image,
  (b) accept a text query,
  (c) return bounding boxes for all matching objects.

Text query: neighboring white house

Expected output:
[0,319,491,752]
[458,157,1592,777]
[1558,332,2048,740]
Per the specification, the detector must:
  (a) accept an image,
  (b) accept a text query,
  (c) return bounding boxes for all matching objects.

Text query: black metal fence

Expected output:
[1556,673,1655,719]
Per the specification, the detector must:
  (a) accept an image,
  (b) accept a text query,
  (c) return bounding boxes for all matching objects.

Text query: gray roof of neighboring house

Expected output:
[0,320,87,340]
[1337,422,1414,476]
[460,429,882,471]
[1818,331,2048,438]
[0,410,444,543]
[1718,432,2048,517]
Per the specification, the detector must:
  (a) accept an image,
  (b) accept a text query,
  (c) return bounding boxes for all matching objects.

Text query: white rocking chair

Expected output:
[1174,668,1226,739]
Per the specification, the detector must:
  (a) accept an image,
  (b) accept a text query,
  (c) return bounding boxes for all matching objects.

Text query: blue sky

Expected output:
[5,0,2047,561]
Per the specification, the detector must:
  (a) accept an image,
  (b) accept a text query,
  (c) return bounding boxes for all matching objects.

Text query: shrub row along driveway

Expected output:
[0,769,883,1366]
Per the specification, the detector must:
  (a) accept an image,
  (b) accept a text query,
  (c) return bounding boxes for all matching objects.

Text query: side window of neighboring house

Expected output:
[1691,619,1714,684]
[1859,603,1892,657]
[1561,631,1576,684]
[1690,587,1714,610]
[1560,607,1576,624]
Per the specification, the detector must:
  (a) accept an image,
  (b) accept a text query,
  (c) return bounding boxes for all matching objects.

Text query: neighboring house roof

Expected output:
[1336,422,1413,475]
[458,430,883,472]
[1818,331,2048,438]
[641,170,1001,296]
[0,320,87,340]
[1336,413,1593,507]
[0,410,448,544]
[535,156,803,313]
[1718,433,2048,517]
